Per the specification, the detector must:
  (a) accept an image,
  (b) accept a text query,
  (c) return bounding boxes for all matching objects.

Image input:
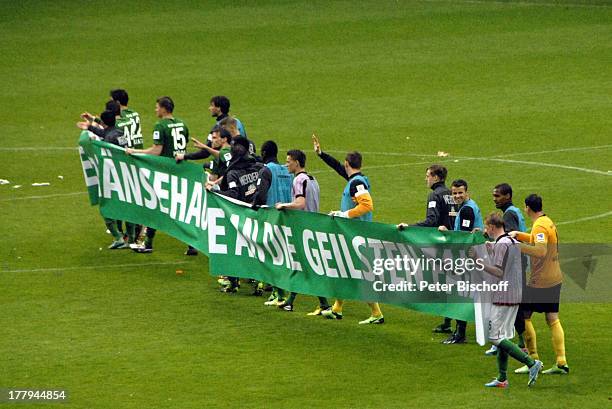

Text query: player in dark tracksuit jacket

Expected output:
[397,165,457,335]
[215,136,263,292]
[411,179,455,229]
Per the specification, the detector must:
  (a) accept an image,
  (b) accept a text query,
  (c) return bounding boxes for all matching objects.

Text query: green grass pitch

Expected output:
[0,1,611,408]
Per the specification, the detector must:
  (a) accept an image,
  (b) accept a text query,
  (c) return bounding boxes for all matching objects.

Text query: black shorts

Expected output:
[522,284,562,313]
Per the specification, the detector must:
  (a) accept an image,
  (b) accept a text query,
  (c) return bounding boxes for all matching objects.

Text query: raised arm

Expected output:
[313,134,348,180]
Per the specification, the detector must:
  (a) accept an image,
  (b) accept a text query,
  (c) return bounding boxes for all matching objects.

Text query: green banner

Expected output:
[78,132,487,324]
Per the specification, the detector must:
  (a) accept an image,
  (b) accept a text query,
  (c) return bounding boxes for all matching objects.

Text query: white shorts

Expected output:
[488,304,519,342]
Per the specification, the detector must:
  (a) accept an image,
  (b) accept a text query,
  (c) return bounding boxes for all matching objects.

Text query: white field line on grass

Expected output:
[456,156,611,176]
[325,144,612,159]
[496,145,612,158]
[556,211,612,226]
[0,147,77,151]
[430,0,612,8]
[326,150,439,158]
[3,261,190,274]
[0,192,87,202]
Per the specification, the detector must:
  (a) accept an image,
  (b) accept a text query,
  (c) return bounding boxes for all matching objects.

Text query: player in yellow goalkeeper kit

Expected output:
[510,194,568,375]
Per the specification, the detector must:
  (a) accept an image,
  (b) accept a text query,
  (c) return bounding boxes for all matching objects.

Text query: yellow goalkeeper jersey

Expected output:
[516,215,563,288]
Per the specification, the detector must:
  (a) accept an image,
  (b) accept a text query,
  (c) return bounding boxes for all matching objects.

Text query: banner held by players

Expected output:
[79,132,488,326]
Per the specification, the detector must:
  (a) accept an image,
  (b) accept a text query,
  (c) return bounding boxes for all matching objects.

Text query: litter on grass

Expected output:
[32,182,51,186]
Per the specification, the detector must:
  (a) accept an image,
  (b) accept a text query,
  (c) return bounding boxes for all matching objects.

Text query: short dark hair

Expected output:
[105,100,120,117]
[484,212,504,228]
[110,89,129,106]
[210,95,230,114]
[100,110,116,127]
[451,179,468,190]
[287,149,306,168]
[261,140,278,159]
[216,127,232,143]
[427,164,447,182]
[156,96,174,113]
[494,183,512,197]
[524,194,543,212]
[345,151,362,169]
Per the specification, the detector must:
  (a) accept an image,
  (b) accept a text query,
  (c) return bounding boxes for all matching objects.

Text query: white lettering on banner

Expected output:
[282,226,302,271]
[139,168,157,210]
[79,148,99,187]
[316,232,337,278]
[89,156,486,295]
[170,175,188,222]
[274,225,291,269]
[303,230,325,276]
[365,238,385,282]
[120,163,143,206]
[200,186,209,231]
[87,153,102,196]
[184,182,203,227]
[103,158,126,201]
[328,234,348,278]
[232,215,256,258]
[339,234,362,279]
[153,171,170,214]
[250,219,266,262]
[352,236,371,277]
[264,222,284,266]
[208,207,227,254]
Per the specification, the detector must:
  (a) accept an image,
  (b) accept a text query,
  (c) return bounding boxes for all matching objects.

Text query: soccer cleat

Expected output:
[321,308,343,320]
[217,277,231,287]
[485,345,498,356]
[433,323,452,334]
[515,361,543,375]
[358,315,385,325]
[184,247,198,256]
[484,378,508,388]
[221,285,238,293]
[528,360,543,386]
[542,364,569,375]
[276,301,293,311]
[306,306,323,316]
[108,240,128,250]
[442,333,466,344]
[251,282,264,296]
[131,244,152,253]
[264,298,281,306]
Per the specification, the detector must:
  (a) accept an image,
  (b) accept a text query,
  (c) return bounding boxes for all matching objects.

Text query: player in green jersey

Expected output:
[126,96,189,253]
[110,89,143,149]
[109,90,144,244]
